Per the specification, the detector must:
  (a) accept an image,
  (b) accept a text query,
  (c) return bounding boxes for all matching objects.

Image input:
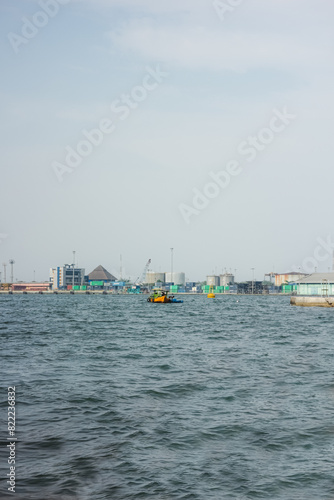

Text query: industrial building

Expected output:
[143,271,186,291]
[88,265,116,285]
[50,264,85,290]
[206,275,220,287]
[295,273,334,296]
[165,272,186,286]
[145,272,165,285]
[11,282,51,292]
[206,274,235,287]
[237,281,267,294]
[275,272,307,287]
[220,273,235,286]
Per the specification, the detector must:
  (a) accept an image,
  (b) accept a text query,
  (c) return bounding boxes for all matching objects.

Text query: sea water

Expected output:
[1,294,334,499]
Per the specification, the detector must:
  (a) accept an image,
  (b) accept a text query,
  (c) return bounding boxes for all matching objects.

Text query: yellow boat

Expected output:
[207,285,215,298]
[147,289,183,303]
[148,290,170,303]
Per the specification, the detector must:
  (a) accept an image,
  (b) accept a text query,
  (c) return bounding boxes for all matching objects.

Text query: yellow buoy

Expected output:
[207,285,215,298]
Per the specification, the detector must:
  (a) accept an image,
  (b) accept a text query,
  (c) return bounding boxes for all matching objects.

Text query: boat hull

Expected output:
[147,296,171,303]
[147,297,183,303]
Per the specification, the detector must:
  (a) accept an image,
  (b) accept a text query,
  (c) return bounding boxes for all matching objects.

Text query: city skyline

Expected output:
[0,248,332,285]
[1,0,334,282]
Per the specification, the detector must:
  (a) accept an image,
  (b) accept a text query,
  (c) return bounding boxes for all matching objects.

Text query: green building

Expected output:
[296,273,334,296]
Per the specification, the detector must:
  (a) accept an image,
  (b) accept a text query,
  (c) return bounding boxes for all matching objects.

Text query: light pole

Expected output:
[9,260,15,284]
[72,251,76,287]
[251,267,255,295]
[170,248,174,285]
[298,267,301,295]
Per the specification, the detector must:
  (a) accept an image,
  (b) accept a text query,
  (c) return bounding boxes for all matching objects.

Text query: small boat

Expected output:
[207,285,215,298]
[147,289,183,303]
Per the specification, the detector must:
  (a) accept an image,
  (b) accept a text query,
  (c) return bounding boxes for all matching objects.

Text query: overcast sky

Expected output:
[1,0,334,282]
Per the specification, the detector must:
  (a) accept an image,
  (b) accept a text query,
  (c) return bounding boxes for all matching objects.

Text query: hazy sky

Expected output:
[1,0,334,282]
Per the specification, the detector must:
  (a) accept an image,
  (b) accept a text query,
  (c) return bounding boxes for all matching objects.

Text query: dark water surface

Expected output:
[1,294,334,499]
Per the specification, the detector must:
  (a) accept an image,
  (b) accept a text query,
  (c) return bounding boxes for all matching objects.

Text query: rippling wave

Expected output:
[1,294,334,499]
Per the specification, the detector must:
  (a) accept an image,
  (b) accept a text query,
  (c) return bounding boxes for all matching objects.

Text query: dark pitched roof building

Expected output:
[88,265,116,282]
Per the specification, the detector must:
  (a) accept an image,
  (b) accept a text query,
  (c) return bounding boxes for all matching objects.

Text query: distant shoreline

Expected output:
[0,291,287,296]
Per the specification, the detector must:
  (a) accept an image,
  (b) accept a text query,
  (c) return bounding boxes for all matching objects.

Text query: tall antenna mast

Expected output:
[72,251,76,287]
[9,260,15,283]
[170,248,174,283]
[2,263,7,283]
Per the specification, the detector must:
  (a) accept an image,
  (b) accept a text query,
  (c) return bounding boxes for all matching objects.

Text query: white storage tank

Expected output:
[145,272,165,285]
[220,273,235,286]
[165,272,186,285]
[207,275,220,286]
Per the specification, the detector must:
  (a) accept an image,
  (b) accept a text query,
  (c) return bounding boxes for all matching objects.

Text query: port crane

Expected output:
[135,259,151,285]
